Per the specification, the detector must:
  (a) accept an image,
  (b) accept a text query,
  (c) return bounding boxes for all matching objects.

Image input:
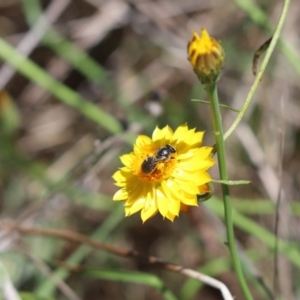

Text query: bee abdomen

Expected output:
[141,157,156,174]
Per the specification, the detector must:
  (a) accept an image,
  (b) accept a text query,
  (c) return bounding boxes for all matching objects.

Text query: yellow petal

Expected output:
[112,170,125,183]
[152,126,164,142]
[141,205,157,222]
[172,167,202,182]
[144,188,155,211]
[135,135,152,147]
[172,178,199,194]
[176,127,194,145]
[113,188,128,201]
[126,182,148,205]
[197,146,213,158]
[177,150,198,160]
[180,192,198,206]
[173,124,189,141]
[161,179,182,201]
[126,186,147,211]
[156,186,169,217]
[126,198,145,215]
[165,211,176,222]
[188,131,204,148]
[178,156,214,171]
[125,206,131,216]
[120,153,133,167]
[168,198,180,216]
[152,125,173,144]
[161,125,173,143]
[196,171,213,186]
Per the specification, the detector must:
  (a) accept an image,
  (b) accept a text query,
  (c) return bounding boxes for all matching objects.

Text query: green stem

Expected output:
[224,0,290,141]
[206,83,253,300]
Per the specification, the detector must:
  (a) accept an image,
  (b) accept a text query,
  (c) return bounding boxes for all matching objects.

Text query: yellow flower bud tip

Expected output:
[187,28,225,84]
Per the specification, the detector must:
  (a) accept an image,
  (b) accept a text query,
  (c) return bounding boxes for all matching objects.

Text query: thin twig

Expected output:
[6,222,234,300]
[0,0,71,89]
[19,244,81,300]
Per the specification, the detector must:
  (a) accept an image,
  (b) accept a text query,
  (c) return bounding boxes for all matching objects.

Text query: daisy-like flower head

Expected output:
[112,124,215,222]
[187,28,224,84]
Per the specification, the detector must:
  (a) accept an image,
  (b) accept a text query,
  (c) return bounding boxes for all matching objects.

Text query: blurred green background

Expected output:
[0,0,299,299]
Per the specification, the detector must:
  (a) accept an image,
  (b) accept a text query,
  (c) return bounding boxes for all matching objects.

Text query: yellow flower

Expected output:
[187,28,224,84]
[112,124,215,222]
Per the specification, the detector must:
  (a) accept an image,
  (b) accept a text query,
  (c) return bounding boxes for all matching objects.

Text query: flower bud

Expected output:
[187,28,224,85]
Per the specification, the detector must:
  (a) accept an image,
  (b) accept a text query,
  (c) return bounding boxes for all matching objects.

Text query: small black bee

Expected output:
[141,144,176,174]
